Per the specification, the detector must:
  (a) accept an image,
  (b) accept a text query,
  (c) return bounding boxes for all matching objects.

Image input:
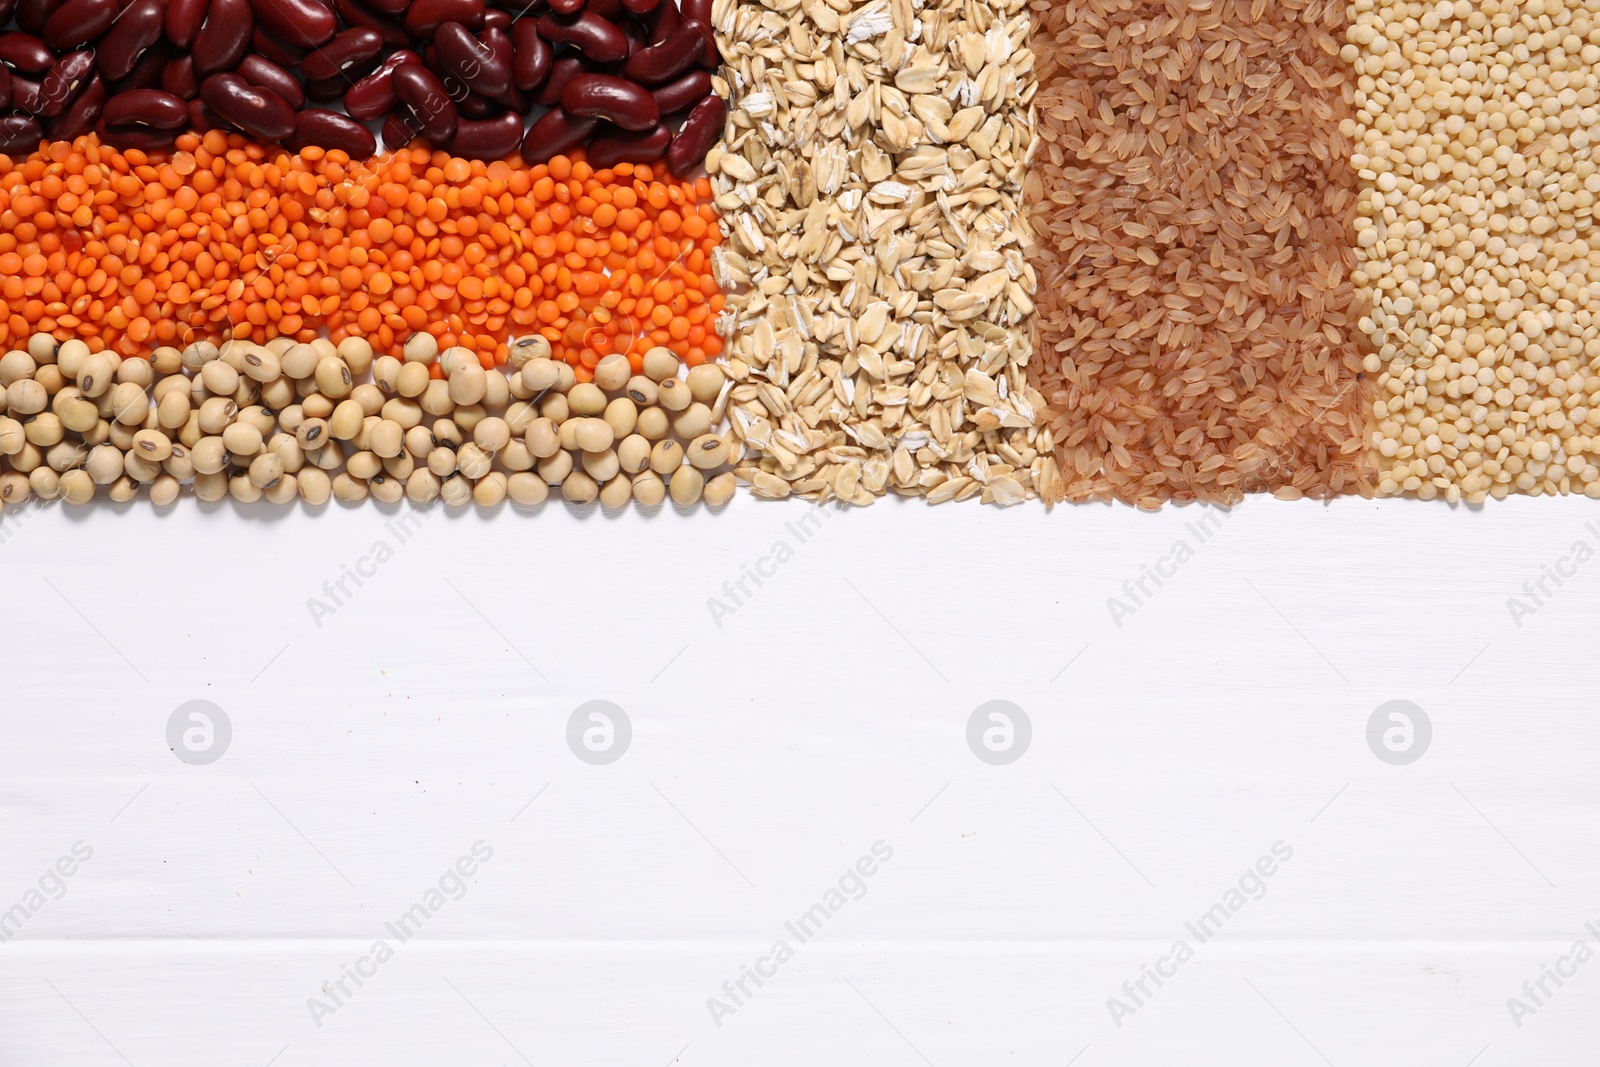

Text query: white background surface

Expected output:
[1,494,1597,1066]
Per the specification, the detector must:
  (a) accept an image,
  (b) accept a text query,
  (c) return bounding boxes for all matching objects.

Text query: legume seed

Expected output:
[669,465,705,505]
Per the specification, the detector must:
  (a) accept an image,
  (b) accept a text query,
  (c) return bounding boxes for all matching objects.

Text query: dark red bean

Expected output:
[585,0,620,16]
[0,33,56,74]
[293,108,376,157]
[519,104,593,164]
[45,72,103,137]
[15,0,64,35]
[43,0,117,50]
[621,17,647,56]
[165,0,209,49]
[650,68,707,114]
[457,91,495,116]
[666,91,722,175]
[482,8,508,30]
[330,0,410,46]
[95,116,175,150]
[534,53,582,107]
[188,97,224,130]
[446,109,519,159]
[545,0,579,12]
[391,62,457,142]
[104,88,188,127]
[343,49,418,119]
[201,71,296,139]
[366,0,407,12]
[0,68,11,111]
[645,0,676,44]
[303,75,349,101]
[381,106,421,149]
[97,0,166,82]
[537,11,627,63]
[301,27,385,82]
[435,21,509,98]
[250,27,306,67]
[695,23,717,66]
[192,0,254,77]
[623,18,706,85]
[482,26,524,107]
[249,0,336,47]
[110,39,169,93]
[587,121,667,167]
[511,18,551,93]
[38,50,94,117]
[237,54,305,110]
[620,0,657,12]
[561,72,656,130]
[403,0,483,36]
[161,55,199,99]
[679,0,715,63]
[10,77,40,113]
[680,0,710,22]
[0,0,16,24]
[0,111,43,153]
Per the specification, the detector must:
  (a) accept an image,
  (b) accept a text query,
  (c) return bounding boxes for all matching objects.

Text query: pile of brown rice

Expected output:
[1025,0,1376,507]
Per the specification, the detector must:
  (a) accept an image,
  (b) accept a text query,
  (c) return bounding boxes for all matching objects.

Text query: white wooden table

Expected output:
[1,494,1595,1065]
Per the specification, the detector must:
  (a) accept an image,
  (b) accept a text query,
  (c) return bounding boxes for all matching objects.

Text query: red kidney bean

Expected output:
[188,97,224,130]
[366,0,407,12]
[446,109,520,159]
[650,68,709,115]
[666,90,722,175]
[645,0,676,45]
[165,0,209,49]
[201,72,296,139]
[237,54,305,109]
[97,0,166,82]
[482,8,508,30]
[586,0,620,16]
[16,0,64,35]
[482,25,525,107]
[0,0,16,24]
[545,0,579,12]
[301,26,385,81]
[330,0,410,46]
[534,53,582,107]
[621,0,657,12]
[294,108,376,156]
[435,21,509,98]
[302,75,348,101]
[104,88,189,128]
[111,39,168,92]
[623,18,706,85]
[46,72,103,137]
[680,0,711,22]
[95,117,175,150]
[391,62,457,141]
[249,0,336,47]
[511,19,551,93]
[0,33,57,75]
[161,55,199,99]
[192,0,254,77]
[587,121,667,167]
[561,72,656,130]
[0,68,11,111]
[537,11,627,63]
[519,105,593,163]
[43,0,118,50]
[343,47,417,119]
[250,27,305,66]
[38,50,94,116]
[10,77,40,113]
[403,0,483,36]
[0,112,43,153]
[381,106,421,149]
[621,17,646,56]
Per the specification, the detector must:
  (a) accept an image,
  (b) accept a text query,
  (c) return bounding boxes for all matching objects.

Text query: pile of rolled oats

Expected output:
[706,0,1055,505]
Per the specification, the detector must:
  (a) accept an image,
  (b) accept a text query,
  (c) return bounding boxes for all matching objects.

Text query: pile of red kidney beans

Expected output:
[0,0,726,168]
